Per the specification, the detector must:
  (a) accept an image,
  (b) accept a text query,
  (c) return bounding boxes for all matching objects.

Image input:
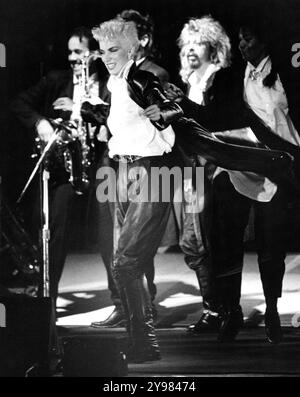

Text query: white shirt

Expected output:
[188,64,220,106]
[107,60,175,157]
[217,56,300,202]
[244,56,300,147]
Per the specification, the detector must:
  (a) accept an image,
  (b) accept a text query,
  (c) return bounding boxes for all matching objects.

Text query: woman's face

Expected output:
[182,39,211,69]
[238,27,267,67]
[99,38,131,75]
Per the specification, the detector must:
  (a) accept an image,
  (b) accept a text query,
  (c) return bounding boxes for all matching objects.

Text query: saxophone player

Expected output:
[11,26,109,306]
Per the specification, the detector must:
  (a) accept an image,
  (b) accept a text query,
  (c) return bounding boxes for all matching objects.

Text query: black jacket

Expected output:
[179,64,300,160]
[177,64,300,190]
[12,69,110,131]
[84,60,171,130]
[126,63,183,130]
[83,62,183,130]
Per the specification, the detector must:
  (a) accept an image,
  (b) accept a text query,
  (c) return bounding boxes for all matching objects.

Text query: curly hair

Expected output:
[92,19,139,54]
[178,16,232,82]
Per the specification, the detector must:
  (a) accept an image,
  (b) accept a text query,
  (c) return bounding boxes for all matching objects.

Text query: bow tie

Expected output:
[249,69,260,81]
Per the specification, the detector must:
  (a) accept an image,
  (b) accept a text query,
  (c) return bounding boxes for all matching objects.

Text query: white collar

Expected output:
[245,56,270,81]
[248,55,270,72]
[188,63,220,88]
[136,57,146,66]
[117,59,135,79]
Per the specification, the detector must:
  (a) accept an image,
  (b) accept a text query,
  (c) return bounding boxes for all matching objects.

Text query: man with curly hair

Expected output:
[169,16,233,334]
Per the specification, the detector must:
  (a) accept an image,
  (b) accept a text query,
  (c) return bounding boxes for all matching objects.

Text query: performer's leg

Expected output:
[112,157,173,362]
[113,200,171,362]
[210,172,251,342]
[254,186,288,344]
[49,183,75,303]
[175,118,293,180]
[91,200,126,328]
[181,210,221,333]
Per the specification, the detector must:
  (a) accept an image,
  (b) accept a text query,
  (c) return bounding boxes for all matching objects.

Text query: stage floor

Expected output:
[56,250,300,376]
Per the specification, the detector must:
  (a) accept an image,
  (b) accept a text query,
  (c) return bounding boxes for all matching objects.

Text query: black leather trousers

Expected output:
[111,154,175,355]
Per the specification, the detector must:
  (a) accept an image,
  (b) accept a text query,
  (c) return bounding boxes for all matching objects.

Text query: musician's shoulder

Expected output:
[45,69,72,83]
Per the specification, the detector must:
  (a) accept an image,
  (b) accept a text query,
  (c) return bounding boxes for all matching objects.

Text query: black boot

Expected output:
[124,278,161,363]
[218,304,244,342]
[264,297,282,344]
[188,300,221,333]
[264,310,283,344]
[216,274,244,342]
[90,306,126,328]
[187,266,221,333]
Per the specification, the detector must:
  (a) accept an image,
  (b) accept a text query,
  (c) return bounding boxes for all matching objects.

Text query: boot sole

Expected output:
[90,320,127,328]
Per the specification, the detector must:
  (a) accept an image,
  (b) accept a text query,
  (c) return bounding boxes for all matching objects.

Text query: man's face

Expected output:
[99,38,131,76]
[68,36,89,76]
[238,28,266,67]
[182,38,211,70]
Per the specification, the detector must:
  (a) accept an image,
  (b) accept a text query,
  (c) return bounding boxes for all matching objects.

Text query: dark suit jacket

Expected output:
[12,69,110,131]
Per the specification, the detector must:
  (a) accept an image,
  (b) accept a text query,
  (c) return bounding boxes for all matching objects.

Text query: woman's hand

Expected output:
[164,83,184,102]
[143,104,162,121]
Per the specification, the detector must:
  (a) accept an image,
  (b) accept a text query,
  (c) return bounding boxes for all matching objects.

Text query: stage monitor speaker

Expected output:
[62,335,128,377]
[0,296,54,377]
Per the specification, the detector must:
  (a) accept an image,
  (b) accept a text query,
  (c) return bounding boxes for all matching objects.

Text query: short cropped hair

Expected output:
[178,16,231,82]
[92,19,139,53]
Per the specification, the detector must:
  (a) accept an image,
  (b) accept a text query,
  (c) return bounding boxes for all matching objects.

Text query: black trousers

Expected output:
[112,154,174,288]
[179,162,216,305]
[96,152,157,308]
[210,172,288,306]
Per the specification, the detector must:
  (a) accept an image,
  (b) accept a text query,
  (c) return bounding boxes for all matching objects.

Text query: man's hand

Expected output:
[143,104,161,121]
[36,119,55,142]
[53,97,74,112]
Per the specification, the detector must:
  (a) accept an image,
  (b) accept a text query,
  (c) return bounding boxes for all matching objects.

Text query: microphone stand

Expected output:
[17,130,61,376]
[41,169,50,298]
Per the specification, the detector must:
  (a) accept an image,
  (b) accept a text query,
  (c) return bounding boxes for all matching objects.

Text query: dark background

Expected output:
[1,0,300,249]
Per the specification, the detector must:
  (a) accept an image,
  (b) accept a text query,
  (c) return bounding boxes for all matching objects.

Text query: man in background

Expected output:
[12,27,108,306]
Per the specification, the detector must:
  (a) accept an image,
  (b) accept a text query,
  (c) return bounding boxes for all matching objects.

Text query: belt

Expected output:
[113,154,143,163]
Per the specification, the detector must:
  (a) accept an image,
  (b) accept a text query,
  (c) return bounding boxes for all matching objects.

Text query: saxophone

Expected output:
[63,51,100,195]
[37,51,101,195]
